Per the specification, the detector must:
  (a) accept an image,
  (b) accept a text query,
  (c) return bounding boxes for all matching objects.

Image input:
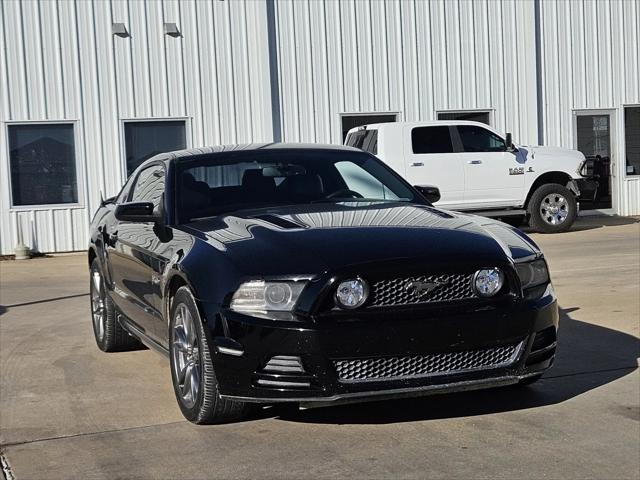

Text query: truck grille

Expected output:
[334,343,522,383]
[370,273,476,307]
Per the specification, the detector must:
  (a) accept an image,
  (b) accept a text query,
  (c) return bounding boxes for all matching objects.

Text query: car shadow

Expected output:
[521,215,639,234]
[260,307,639,425]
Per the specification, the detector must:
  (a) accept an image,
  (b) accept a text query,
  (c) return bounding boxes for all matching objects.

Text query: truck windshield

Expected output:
[176,150,418,222]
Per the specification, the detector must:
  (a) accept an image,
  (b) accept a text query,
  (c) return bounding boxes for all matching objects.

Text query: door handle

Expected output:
[410,162,424,167]
[467,160,482,165]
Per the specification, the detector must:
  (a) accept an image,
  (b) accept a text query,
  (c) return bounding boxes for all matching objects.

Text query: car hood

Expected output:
[183,202,541,276]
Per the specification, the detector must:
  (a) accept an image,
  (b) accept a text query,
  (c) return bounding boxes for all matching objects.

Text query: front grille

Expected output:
[370,273,476,307]
[334,343,523,382]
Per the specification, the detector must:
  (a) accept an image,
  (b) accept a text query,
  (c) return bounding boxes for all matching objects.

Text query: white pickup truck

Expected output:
[345,120,587,233]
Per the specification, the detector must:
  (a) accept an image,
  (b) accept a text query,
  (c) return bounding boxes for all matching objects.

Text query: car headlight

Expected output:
[515,259,549,290]
[230,280,306,313]
[335,278,369,309]
[473,268,504,297]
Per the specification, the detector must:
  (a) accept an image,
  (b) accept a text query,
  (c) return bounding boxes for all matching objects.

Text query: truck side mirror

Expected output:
[505,132,516,152]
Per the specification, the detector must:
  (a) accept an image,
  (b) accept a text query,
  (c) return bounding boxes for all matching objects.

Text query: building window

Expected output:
[411,126,454,154]
[437,110,491,125]
[625,107,640,176]
[341,114,397,142]
[8,123,78,206]
[124,120,186,175]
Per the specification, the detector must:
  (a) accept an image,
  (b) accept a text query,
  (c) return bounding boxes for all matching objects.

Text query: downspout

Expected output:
[534,0,544,145]
[266,0,282,142]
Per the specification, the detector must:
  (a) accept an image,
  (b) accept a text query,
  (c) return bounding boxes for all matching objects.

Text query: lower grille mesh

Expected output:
[334,343,522,382]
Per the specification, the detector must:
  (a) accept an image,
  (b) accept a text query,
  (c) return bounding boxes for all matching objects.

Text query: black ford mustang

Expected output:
[88,144,558,424]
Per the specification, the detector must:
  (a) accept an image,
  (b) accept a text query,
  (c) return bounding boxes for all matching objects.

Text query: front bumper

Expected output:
[204,288,559,406]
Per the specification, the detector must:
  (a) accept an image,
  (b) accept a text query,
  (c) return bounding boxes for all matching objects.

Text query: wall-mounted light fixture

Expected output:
[112,23,129,38]
[164,23,181,37]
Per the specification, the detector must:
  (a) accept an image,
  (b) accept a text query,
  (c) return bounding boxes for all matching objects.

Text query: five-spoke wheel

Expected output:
[90,269,106,342]
[168,286,252,424]
[171,303,201,409]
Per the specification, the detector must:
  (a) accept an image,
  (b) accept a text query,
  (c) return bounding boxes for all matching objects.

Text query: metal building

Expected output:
[1,0,638,255]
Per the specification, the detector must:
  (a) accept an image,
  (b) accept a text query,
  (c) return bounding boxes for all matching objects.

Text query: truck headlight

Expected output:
[515,259,550,289]
[473,268,504,297]
[230,280,306,313]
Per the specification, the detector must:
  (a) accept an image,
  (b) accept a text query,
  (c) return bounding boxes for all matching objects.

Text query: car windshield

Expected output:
[176,150,420,222]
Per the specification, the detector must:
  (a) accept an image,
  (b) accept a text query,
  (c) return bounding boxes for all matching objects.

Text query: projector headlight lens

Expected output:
[335,278,369,309]
[515,259,550,290]
[230,280,306,313]
[473,268,504,297]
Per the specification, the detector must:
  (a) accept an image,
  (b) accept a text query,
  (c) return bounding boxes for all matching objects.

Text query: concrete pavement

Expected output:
[1,216,639,479]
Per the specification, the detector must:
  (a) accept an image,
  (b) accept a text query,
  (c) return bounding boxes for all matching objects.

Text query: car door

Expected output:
[454,124,525,208]
[107,164,167,342]
[404,125,465,209]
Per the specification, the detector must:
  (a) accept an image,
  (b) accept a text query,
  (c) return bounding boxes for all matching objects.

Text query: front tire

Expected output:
[89,259,143,352]
[528,183,577,233]
[169,286,252,424]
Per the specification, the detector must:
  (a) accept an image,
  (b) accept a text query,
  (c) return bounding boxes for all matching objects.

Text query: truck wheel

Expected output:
[528,183,577,233]
[169,286,253,424]
[90,259,143,352]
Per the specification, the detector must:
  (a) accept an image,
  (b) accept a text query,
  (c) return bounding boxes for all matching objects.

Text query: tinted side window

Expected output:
[457,125,506,152]
[130,165,165,209]
[345,129,378,155]
[411,126,454,154]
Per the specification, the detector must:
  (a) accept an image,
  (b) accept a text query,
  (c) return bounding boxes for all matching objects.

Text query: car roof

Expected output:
[137,142,362,171]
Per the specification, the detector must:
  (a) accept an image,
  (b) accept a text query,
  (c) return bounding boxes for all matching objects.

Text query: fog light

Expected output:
[335,278,369,309]
[473,268,504,297]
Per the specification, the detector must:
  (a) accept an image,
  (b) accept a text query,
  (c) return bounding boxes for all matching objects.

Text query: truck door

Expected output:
[404,125,465,209]
[454,124,525,208]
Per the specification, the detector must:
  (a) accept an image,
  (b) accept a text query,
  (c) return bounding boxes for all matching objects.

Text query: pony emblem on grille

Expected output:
[405,279,450,298]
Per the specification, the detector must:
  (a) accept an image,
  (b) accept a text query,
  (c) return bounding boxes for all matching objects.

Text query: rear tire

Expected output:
[169,286,252,424]
[90,259,143,352]
[528,183,577,233]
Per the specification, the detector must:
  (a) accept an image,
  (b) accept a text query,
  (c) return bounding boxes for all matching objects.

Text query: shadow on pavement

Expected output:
[264,308,639,425]
[521,215,639,234]
[2,293,88,310]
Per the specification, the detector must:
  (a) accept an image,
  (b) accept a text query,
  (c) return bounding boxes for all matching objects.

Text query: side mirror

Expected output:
[114,202,160,223]
[505,132,516,152]
[414,185,441,204]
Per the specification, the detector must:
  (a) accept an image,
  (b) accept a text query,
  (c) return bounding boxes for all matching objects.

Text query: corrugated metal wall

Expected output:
[1,0,638,254]
[539,0,640,215]
[273,0,539,145]
[0,0,274,254]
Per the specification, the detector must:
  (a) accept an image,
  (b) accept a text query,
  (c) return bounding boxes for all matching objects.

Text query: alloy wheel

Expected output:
[171,303,201,409]
[91,270,106,341]
[539,193,569,226]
